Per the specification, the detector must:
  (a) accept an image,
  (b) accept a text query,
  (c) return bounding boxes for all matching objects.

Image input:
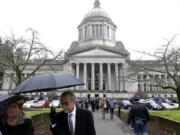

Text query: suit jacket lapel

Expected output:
[64,112,71,135]
[75,108,80,135]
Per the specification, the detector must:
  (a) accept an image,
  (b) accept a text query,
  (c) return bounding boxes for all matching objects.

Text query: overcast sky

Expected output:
[0,0,180,60]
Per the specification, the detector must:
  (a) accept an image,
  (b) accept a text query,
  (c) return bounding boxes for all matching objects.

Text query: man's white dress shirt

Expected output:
[68,106,76,134]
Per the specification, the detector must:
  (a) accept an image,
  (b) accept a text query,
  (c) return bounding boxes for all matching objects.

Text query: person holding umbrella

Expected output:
[8,72,85,135]
[0,95,34,135]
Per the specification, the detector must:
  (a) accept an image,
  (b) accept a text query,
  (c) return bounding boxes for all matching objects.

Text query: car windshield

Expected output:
[123,100,131,104]
[26,100,35,103]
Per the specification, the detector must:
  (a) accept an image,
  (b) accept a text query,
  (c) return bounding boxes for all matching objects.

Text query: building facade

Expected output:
[0,0,177,98]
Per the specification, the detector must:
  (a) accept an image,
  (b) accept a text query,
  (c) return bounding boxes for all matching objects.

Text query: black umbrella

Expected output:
[0,94,16,105]
[10,72,84,94]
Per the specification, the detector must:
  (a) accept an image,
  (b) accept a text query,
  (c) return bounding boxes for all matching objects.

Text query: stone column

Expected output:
[99,63,103,90]
[139,74,144,92]
[119,64,124,91]
[83,63,87,90]
[91,63,95,90]
[107,63,111,90]
[76,63,79,90]
[115,63,119,90]
[24,73,27,78]
[146,75,150,92]
[122,63,128,91]
[69,63,73,73]
[76,63,79,78]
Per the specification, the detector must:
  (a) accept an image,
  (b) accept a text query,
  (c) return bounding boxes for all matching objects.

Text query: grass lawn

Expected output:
[23,108,62,116]
[122,109,180,122]
[151,110,180,122]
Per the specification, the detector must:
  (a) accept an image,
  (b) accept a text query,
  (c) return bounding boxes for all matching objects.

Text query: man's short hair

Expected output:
[61,91,76,101]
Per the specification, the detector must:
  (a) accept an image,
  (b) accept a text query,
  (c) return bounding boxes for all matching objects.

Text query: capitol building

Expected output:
[1,0,177,99]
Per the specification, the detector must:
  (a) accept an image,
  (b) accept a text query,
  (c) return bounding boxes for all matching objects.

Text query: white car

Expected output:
[49,100,60,108]
[165,99,179,109]
[121,100,132,109]
[139,99,162,110]
[147,100,162,110]
[161,103,176,110]
[23,100,37,108]
[138,99,147,104]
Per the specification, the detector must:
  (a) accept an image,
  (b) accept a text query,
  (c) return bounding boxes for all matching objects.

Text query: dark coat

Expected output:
[127,103,150,127]
[51,108,96,135]
[0,115,34,135]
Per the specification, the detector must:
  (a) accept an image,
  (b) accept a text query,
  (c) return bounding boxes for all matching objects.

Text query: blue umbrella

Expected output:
[10,72,84,94]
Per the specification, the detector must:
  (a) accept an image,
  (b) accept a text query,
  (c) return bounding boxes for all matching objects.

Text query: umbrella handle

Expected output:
[50,107,56,124]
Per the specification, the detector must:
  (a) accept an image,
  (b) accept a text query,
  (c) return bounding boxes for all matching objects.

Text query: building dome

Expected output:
[78,0,117,47]
[83,8,111,21]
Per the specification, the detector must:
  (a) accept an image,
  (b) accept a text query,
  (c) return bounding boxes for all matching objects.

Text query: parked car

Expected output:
[154,98,178,110]
[138,99,162,110]
[121,100,132,109]
[49,100,61,108]
[23,100,38,108]
[164,99,179,109]
[160,102,176,110]
[31,100,50,108]
[146,100,163,110]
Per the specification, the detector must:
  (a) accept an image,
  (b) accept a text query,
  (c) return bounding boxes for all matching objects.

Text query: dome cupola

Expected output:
[78,0,117,46]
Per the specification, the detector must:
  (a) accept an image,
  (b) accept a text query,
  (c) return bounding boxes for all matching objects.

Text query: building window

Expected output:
[96,24,99,37]
[150,84,152,92]
[144,83,146,92]
[107,26,110,37]
[138,83,140,92]
[143,75,147,81]
[92,25,95,37]
[100,25,102,37]
[85,26,87,38]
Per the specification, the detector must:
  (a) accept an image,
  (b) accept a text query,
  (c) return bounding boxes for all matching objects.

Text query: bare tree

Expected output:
[135,35,180,107]
[0,28,63,86]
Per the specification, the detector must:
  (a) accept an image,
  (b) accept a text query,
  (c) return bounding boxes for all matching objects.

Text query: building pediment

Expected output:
[73,48,122,57]
[65,44,129,60]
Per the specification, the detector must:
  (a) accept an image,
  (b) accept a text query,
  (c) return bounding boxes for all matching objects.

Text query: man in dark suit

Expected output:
[50,91,96,135]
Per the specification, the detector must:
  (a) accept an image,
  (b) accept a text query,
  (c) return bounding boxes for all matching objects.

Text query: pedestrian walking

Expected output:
[106,99,109,113]
[84,99,89,110]
[108,98,115,119]
[127,96,150,135]
[118,99,122,117]
[91,99,96,112]
[95,98,99,111]
[100,98,106,119]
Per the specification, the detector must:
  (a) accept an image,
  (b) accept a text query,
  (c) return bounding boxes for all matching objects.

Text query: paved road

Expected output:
[93,111,133,135]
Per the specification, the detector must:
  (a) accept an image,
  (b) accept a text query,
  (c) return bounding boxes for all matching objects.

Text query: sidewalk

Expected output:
[93,110,133,135]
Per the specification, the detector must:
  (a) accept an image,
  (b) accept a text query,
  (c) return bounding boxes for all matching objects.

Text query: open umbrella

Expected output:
[0,94,16,105]
[10,72,84,94]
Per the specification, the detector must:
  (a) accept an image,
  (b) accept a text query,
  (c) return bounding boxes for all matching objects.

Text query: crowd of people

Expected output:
[75,97,117,119]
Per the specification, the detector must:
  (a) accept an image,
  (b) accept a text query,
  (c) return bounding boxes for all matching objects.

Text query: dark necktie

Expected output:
[68,113,74,135]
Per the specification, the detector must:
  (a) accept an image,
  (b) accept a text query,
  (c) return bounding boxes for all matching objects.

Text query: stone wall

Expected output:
[32,113,50,126]
[118,111,180,135]
[31,113,52,135]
